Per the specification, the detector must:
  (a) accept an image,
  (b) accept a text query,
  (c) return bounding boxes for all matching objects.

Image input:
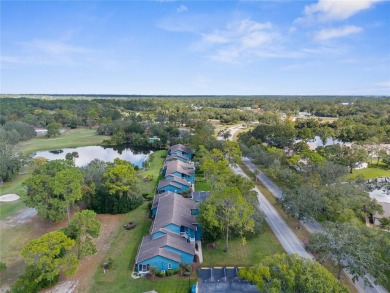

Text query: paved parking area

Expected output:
[198,267,259,293]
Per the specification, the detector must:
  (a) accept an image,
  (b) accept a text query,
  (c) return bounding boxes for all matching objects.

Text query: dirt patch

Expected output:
[41,214,125,293]
[0,207,37,228]
[0,194,20,202]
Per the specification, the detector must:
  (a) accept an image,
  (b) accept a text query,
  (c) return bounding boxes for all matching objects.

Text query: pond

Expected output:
[295,136,351,150]
[33,145,153,168]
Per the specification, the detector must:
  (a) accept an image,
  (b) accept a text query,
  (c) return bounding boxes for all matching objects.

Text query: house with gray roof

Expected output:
[168,144,192,160]
[135,193,199,274]
[165,153,190,163]
[162,160,195,184]
[157,176,192,194]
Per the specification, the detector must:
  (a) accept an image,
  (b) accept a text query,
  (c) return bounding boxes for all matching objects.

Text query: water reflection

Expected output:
[33,145,152,168]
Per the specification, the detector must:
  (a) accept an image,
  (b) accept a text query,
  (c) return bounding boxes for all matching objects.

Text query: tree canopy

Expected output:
[309,222,389,285]
[21,231,79,284]
[239,253,348,293]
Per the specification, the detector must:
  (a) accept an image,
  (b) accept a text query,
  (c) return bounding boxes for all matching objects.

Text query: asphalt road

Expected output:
[230,164,313,259]
[240,157,388,293]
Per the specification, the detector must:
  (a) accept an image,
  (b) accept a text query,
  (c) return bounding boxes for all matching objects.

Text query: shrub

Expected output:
[11,265,58,293]
[157,271,165,278]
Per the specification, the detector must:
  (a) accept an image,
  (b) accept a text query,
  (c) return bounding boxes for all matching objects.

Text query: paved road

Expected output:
[230,164,313,259]
[242,157,323,234]
[240,157,387,293]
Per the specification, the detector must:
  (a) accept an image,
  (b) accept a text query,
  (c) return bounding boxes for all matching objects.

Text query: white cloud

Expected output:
[198,19,279,63]
[177,5,187,13]
[314,25,363,41]
[29,39,90,55]
[299,0,382,22]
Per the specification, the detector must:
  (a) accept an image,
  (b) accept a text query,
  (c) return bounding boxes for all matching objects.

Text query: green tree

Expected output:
[222,140,242,166]
[199,186,254,252]
[46,122,61,137]
[309,222,388,284]
[21,231,79,284]
[0,141,28,182]
[200,149,231,188]
[379,217,390,230]
[279,185,322,229]
[239,253,348,293]
[23,160,79,222]
[53,168,83,224]
[65,210,101,259]
[103,158,137,197]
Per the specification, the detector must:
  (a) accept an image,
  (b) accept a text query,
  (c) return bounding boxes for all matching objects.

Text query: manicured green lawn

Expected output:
[0,166,35,220]
[201,223,284,267]
[20,128,110,154]
[194,181,211,192]
[90,203,195,293]
[138,150,167,199]
[348,164,390,180]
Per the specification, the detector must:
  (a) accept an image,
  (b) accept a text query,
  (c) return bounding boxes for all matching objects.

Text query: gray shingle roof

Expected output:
[165,153,189,162]
[169,144,192,155]
[157,176,191,190]
[152,194,197,234]
[163,160,195,177]
[152,191,180,210]
[135,233,195,264]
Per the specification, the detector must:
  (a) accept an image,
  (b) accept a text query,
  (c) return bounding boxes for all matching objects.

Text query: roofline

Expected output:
[135,235,146,264]
[136,252,180,264]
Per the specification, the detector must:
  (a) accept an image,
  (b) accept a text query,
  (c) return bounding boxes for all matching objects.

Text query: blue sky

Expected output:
[1,0,389,95]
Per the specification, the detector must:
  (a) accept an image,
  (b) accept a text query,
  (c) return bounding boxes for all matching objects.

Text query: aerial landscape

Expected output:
[1,1,389,293]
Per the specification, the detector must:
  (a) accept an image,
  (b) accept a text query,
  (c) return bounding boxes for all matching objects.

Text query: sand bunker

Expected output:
[0,194,20,202]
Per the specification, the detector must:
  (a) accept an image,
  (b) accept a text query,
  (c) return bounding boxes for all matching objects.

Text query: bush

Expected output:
[11,265,58,293]
[157,271,165,278]
[166,270,174,276]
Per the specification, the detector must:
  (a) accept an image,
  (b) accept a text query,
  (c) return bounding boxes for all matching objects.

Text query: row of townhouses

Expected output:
[135,144,204,274]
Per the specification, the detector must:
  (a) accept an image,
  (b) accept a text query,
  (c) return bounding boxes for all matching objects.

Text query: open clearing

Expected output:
[20,128,110,154]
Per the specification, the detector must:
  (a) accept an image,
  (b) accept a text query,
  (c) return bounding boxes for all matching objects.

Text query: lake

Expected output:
[33,145,152,168]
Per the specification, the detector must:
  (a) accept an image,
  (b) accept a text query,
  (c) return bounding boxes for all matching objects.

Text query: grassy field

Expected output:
[348,164,390,180]
[138,150,167,199]
[90,204,195,293]
[20,128,110,154]
[202,223,284,266]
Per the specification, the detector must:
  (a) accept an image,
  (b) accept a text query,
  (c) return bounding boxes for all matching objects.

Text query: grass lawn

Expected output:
[348,164,390,180]
[0,166,35,220]
[202,223,284,267]
[194,181,211,192]
[20,128,110,155]
[90,204,195,293]
[138,150,167,199]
